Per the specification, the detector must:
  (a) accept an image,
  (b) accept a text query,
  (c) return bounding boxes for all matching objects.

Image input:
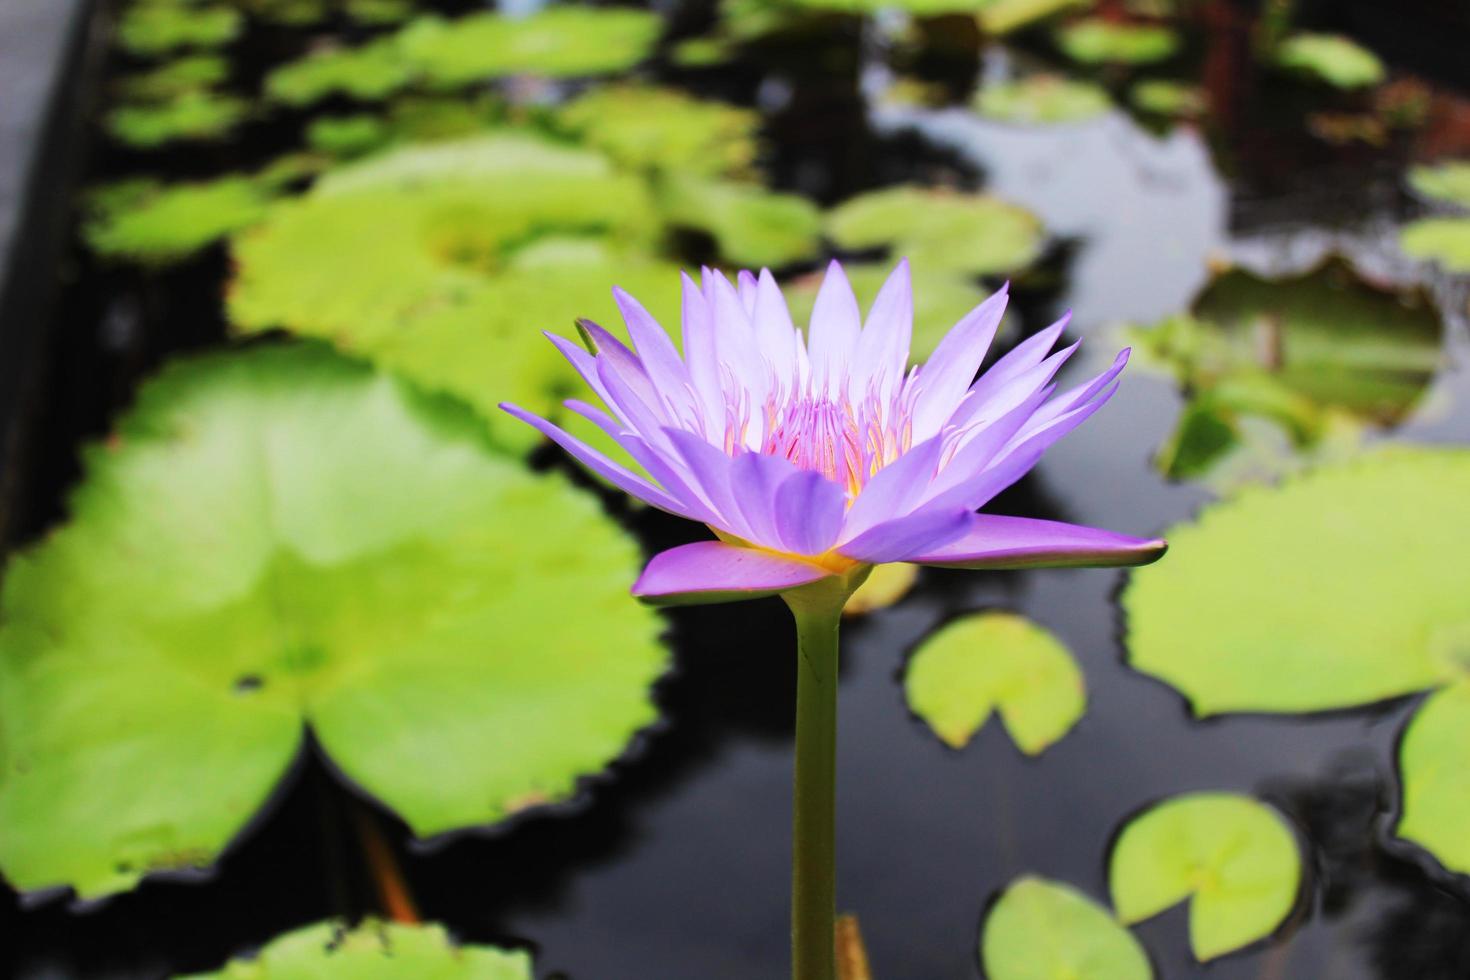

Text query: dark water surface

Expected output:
[4,1,1470,977]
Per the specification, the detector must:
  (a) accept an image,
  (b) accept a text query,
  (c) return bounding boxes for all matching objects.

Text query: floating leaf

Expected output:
[975,75,1112,124]
[1124,449,1470,716]
[395,9,661,87]
[1129,79,1206,117]
[905,612,1084,754]
[306,114,392,158]
[385,94,504,142]
[977,0,1090,35]
[1408,160,1470,209]
[1055,18,1180,65]
[1274,32,1386,90]
[844,563,918,617]
[176,919,532,979]
[1401,218,1470,273]
[117,54,229,100]
[658,177,822,268]
[83,175,273,265]
[117,3,243,57]
[981,877,1152,980]
[265,39,416,106]
[1111,793,1301,961]
[347,0,416,25]
[554,84,760,179]
[827,185,1045,276]
[1397,681,1470,875]
[107,91,249,147]
[0,344,668,898]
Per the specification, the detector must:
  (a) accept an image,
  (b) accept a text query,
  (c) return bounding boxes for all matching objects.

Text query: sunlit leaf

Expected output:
[1274,32,1385,90]
[1408,160,1470,209]
[826,185,1045,276]
[553,84,760,179]
[0,345,668,898]
[1055,18,1179,65]
[905,612,1084,754]
[1400,218,1470,273]
[976,0,1090,35]
[117,3,243,58]
[107,90,250,147]
[83,175,274,266]
[1129,79,1206,117]
[395,9,661,87]
[658,176,822,268]
[844,563,918,617]
[117,54,229,100]
[1110,792,1301,961]
[306,114,392,158]
[176,919,532,979]
[1124,449,1470,715]
[981,876,1152,980]
[265,39,416,106]
[1397,681,1470,875]
[974,75,1112,124]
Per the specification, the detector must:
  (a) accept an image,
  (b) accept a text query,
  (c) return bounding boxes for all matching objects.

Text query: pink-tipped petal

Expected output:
[910,514,1167,570]
[837,507,973,564]
[632,540,833,606]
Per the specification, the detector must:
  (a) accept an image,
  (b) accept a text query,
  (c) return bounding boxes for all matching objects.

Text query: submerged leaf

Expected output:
[1110,793,1301,961]
[827,185,1044,276]
[905,612,1084,754]
[1274,32,1386,90]
[981,877,1152,980]
[1056,18,1180,65]
[0,345,668,898]
[975,75,1112,124]
[176,919,532,978]
[1123,449,1470,715]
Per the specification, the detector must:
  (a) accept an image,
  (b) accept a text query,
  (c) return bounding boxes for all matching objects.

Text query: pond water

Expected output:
[3,1,1470,978]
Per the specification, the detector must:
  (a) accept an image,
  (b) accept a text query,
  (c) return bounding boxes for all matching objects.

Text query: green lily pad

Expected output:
[975,75,1112,124]
[905,612,1084,754]
[384,95,505,142]
[117,54,229,100]
[83,175,273,265]
[977,0,1090,35]
[826,185,1045,277]
[346,0,417,25]
[670,35,740,68]
[306,114,392,158]
[553,85,760,179]
[107,90,249,147]
[1056,18,1180,65]
[981,876,1152,980]
[1274,32,1386,90]
[784,262,994,364]
[1110,793,1301,961]
[1397,681,1470,875]
[395,8,662,87]
[176,919,532,979]
[844,562,918,617]
[657,177,822,268]
[1401,218,1470,273]
[1129,79,1206,117]
[1124,449,1470,716]
[233,0,331,26]
[117,3,243,57]
[265,39,416,106]
[1408,160,1470,208]
[0,344,668,898]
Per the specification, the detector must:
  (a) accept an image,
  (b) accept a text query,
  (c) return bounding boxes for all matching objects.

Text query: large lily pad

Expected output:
[117,3,243,58]
[1110,793,1301,961]
[826,185,1045,277]
[1397,681,1470,875]
[981,877,1152,980]
[975,76,1112,124]
[395,9,662,87]
[553,84,761,179]
[264,39,416,106]
[657,176,822,268]
[905,612,1084,755]
[83,176,273,266]
[108,91,249,147]
[1274,32,1386,90]
[0,344,668,898]
[1401,218,1470,273]
[1055,18,1180,65]
[1123,449,1470,716]
[177,920,532,979]
[1408,160,1470,208]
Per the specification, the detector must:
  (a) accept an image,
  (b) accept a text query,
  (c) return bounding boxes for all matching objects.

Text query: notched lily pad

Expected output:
[176,919,533,978]
[1110,792,1301,961]
[108,90,250,147]
[1056,18,1180,65]
[0,344,668,898]
[1123,449,1470,716]
[553,84,761,179]
[905,612,1084,755]
[83,175,274,265]
[975,75,1112,124]
[1274,32,1386,90]
[981,876,1152,980]
[827,185,1045,276]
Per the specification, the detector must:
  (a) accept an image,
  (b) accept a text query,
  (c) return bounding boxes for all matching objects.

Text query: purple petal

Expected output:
[849,259,912,402]
[773,470,846,556]
[680,272,725,434]
[963,312,1070,407]
[633,541,833,606]
[663,428,753,539]
[839,434,945,543]
[753,269,799,377]
[909,286,1009,440]
[808,260,862,397]
[614,287,692,412]
[564,400,714,523]
[1022,348,1129,434]
[546,332,615,408]
[910,514,1167,570]
[836,508,972,564]
[730,450,804,550]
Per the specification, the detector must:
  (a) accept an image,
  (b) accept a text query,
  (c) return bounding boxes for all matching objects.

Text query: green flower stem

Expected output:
[784,569,869,980]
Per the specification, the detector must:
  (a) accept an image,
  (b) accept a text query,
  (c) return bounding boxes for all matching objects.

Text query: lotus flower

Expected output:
[501,259,1165,604]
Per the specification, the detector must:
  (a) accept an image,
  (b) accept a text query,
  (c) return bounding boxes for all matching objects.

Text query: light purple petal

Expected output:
[808,260,862,398]
[909,286,1009,440]
[546,332,615,409]
[773,470,846,556]
[706,268,770,410]
[564,400,714,522]
[663,427,754,539]
[910,514,1167,569]
[499,402,696,518]
[730,450,805,551]
[946,338,1078,433]
[752,269,799,378]
[849,258,912,403]
[923,385,1054,505]
[1021,348,1129,434]
[839,434,945,543]
[633,541,833,606]
[962,312,1070,407]
[680,271,725,436]
[614,287,692,417]
[737,269,759,314]
[836,508,972,564]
